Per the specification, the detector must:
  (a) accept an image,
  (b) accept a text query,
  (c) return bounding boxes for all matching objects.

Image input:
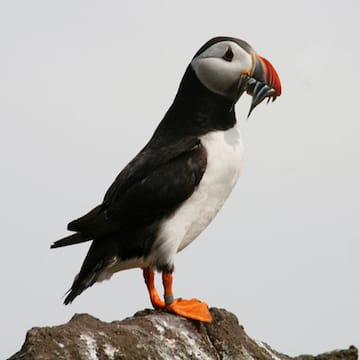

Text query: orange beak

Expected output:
[237,52,282,116]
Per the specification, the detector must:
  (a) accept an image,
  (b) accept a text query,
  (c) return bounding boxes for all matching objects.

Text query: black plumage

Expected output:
[52,66,234,304]
[51,37,281,317]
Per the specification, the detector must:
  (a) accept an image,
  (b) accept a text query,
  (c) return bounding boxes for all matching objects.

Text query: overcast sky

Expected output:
[1,1,359,358]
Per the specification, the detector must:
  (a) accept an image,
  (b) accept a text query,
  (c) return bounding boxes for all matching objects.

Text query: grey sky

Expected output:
[1,1,359,358]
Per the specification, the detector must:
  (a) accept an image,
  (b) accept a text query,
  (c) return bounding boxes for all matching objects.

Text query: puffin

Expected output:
[51,36,281,323]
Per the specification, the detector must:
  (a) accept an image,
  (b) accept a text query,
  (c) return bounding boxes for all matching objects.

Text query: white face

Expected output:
[191,41,254,99]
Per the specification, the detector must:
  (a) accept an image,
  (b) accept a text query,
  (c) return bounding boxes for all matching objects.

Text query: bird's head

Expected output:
[191,36,282,116]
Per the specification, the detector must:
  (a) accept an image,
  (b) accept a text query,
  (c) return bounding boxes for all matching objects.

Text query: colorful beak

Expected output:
[237,53,282,117]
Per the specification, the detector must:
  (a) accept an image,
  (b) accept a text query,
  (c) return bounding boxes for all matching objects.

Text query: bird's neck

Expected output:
[150,66,236,146]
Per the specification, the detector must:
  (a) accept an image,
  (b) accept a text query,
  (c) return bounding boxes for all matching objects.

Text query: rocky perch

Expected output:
[9,308,357,360]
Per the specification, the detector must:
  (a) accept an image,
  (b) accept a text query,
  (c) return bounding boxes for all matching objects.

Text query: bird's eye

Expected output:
[223,47,234,62]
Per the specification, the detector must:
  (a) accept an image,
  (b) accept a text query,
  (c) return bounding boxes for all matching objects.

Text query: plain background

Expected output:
[1,1,359,358]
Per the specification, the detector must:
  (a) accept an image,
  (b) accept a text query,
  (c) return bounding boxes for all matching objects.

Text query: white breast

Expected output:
[149,125,244,268]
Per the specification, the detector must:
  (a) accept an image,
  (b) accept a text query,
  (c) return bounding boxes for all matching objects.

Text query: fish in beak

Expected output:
[237,52,282,117]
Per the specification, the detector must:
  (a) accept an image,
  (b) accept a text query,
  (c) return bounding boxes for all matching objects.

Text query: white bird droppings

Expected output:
[80,333,98,360]
[256,340,283,360]
[104,343,117,360]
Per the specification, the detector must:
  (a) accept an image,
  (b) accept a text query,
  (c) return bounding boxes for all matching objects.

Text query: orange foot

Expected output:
[165,298,212,323]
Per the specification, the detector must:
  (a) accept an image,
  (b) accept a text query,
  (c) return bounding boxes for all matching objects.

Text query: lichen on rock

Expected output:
[8,308,358,360]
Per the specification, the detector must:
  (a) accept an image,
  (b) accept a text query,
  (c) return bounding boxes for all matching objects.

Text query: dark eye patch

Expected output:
[223,47,234,62]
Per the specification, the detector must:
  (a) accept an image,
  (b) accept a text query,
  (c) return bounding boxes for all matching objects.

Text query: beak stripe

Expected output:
[258,55,282,96]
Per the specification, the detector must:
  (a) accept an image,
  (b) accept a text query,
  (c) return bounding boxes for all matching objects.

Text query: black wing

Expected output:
[59,137,206,242]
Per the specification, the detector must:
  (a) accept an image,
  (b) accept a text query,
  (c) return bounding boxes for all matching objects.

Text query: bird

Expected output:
[51,36,281,323]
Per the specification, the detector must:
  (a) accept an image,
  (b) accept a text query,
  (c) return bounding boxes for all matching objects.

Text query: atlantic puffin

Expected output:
[51,36,281,323]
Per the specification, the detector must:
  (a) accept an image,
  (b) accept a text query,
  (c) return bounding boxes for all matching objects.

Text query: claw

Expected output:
[166,298,212,323]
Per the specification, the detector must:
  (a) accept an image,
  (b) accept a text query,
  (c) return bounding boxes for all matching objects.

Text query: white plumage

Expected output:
[55,37,281,320]
[149,124,244,269]
[98,125,244,280]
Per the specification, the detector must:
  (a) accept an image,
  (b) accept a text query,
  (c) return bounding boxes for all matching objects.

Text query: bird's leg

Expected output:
[162,272,175,305]
[143,269,165,309]
[162,272,212,323]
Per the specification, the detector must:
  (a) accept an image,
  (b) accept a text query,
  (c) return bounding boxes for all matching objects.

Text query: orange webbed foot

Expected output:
[143,270,212,323]
[165,298,212,323]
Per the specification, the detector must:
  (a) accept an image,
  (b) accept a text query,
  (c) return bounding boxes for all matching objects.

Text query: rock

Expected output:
[8,308,357,360]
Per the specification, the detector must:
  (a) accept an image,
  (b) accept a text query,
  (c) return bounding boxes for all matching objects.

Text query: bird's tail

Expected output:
[50,233,91,249]
[63,271,97,305]
[62,240,112,305]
